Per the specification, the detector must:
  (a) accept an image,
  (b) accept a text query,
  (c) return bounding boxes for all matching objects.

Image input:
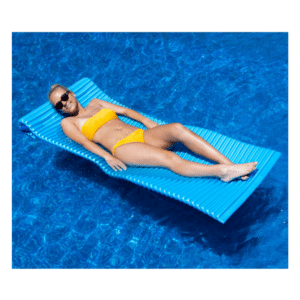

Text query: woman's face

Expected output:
[49,88,79,115]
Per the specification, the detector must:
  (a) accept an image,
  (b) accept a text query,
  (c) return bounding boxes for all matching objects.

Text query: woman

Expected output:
[48,84,257,182]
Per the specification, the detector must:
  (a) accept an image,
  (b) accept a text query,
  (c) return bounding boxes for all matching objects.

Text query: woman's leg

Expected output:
[144,123,231,163]
[114,142,257,182]
[144,123,252,179]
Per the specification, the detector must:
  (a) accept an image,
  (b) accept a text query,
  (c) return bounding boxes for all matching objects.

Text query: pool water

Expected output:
[12,32,288,268]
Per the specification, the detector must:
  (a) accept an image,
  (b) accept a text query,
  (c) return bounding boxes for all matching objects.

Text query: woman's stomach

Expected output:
[93,119,141,152]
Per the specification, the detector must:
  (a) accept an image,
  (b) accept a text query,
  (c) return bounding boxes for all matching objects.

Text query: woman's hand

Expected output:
[105,156,127,172]
[144,119,160,129]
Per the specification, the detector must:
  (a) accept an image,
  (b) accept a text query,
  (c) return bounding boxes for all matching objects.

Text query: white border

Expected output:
[3,0,299,299]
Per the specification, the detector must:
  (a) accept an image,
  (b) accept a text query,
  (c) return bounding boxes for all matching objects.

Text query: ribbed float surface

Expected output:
[19,78,281,223]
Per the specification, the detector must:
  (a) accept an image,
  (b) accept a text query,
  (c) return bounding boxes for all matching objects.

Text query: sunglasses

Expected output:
[54,90,71,110]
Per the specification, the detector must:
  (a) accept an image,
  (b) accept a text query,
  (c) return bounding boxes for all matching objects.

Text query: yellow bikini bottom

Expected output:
[112,129,145,156]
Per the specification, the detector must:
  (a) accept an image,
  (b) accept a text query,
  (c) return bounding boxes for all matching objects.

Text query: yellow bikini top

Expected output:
[81,108,118,140]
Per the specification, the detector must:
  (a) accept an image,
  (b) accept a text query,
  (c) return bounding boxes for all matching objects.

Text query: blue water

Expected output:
[12,32,288,268]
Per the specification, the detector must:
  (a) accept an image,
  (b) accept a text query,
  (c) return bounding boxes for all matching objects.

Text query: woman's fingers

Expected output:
[116,160,127,170]
[112,162,127,171]
[106,157,127,171]
[116,165,123,171]
[119,163,127,171]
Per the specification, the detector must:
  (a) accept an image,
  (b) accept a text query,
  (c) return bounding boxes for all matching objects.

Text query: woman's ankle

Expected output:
[211,164,225,179]
[218,158,233,165]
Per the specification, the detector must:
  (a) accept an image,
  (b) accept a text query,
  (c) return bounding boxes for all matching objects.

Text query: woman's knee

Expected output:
[161,151,182,168]
[145,149,179,169]
[169,123,185,140]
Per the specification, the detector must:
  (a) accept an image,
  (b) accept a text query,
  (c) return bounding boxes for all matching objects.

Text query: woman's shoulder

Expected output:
[60,116,75,127]
[88,98,104,109]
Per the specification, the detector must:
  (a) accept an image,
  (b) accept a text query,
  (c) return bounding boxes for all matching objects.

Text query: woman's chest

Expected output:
[74,105,105,131]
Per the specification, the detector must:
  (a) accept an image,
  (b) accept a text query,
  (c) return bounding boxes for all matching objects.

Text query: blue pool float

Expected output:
[19,78,281,223]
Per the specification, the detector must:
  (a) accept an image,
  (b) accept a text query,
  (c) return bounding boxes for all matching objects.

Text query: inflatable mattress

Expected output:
[19,78,281,223]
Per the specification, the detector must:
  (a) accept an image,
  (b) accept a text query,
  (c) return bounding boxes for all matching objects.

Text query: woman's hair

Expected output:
[48,84,70,118]
[48,84,68,100]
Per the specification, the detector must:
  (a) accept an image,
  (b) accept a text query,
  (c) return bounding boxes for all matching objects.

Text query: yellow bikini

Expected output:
[112,128,144,156]
[81,108,145,156]
[81,108,118,140]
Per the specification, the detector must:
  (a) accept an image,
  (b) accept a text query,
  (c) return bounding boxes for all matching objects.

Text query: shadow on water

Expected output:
[53,149,281,258]
[125,185,281,257]
[53,150,112,184]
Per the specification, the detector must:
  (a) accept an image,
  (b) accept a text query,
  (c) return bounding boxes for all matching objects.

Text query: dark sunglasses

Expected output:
[54,90,70,110]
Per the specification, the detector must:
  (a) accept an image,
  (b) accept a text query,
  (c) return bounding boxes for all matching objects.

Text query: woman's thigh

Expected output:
[113,142,176,167]
[143,123,181,149]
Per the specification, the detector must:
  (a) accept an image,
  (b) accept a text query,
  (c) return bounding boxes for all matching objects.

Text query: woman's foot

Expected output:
[219,162,258,183]
[225,162,250,180]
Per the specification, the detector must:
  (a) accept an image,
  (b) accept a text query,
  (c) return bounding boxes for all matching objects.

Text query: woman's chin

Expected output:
[68,107,79,116]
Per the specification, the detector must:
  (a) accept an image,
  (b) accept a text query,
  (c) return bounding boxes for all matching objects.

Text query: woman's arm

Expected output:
[92,98,160,129]
[124,108,159,129]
